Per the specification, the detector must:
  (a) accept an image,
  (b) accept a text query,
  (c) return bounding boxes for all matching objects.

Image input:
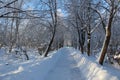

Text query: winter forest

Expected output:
[0,0,120,80]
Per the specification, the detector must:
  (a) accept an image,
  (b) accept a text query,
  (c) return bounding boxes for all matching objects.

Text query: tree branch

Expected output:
[0,0,18,9]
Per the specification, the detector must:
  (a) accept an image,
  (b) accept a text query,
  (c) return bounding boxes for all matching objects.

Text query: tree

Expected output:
[99,0,120,65]
[65,0,86,53]
[44,0,58,57]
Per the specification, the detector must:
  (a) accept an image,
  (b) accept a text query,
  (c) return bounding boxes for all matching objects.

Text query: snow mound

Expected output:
[13,66,24,74]
[70,48,120,80]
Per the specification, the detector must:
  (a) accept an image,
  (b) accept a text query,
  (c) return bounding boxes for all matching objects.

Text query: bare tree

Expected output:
[99,0,120,65]
[44,0,58,57]
[65,0,86,53]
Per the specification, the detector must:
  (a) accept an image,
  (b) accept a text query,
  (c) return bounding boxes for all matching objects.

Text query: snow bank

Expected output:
[71,48,120,80]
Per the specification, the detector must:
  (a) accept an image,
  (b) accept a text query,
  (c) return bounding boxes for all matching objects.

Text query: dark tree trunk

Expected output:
[81,30,85,54]
[76,19,84,54]
[87,32,91,56]
[87,1,91,56]
[24,52,29,60]
[44,28,56,57]
[78,28,84,54]
[44,0,57,57]
[80,44,84,54]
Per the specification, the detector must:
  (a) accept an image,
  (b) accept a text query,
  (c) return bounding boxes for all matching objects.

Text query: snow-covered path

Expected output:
[0,47,120,80]
[44,48,85,80]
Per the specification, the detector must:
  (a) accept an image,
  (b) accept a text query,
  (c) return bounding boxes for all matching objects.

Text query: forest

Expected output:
[0,0,120,80]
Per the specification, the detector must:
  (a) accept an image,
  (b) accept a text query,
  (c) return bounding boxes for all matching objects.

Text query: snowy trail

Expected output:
[44,48,85,80]
[0,47,120,80]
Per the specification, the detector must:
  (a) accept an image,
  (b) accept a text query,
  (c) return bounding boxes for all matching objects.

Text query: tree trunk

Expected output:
[75,18,84,53]
[87,0,91,56]
[87,32,91,56]
[99,8,114,65]
[81,30,85,54]
[44,0,57,57]
[24,51,29,60]
[80,44,84,54]
[99,27,111,65]
[44,30,56,57]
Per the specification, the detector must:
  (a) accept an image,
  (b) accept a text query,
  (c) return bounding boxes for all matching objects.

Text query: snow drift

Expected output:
[69,47,120,80]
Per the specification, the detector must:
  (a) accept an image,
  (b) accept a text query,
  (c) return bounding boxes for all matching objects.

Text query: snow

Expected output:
[114,54,120,59]
[71,50,120,80]
[0,47,120,80]
[0,66,24,77]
